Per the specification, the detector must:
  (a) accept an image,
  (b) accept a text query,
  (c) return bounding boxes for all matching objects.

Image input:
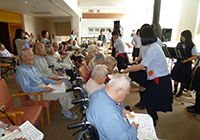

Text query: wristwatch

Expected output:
[5,124,10,131]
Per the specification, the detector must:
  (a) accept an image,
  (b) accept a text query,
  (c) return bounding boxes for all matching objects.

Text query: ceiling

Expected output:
[0,0,74,22]
[78,0,154,14]
[78,0,129,13]
[0,0,154,22]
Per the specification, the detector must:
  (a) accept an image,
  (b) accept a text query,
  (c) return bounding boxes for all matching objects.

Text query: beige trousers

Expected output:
[29,83,74,111]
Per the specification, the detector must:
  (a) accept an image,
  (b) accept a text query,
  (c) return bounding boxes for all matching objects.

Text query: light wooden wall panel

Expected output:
[82,13,126,19]
[0,10,21,23]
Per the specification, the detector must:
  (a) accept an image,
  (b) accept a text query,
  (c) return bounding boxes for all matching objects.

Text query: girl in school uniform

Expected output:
[128,24,150,110]
[171,30,197,97]
[131,29,141,61]
[123,26,173,126]
[186,56,200,114]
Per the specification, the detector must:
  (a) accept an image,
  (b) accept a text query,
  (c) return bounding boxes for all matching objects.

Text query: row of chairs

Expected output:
[0,60,13,78]
[0,78,45,130]
[0,57,95,139]
[0,73,63,131]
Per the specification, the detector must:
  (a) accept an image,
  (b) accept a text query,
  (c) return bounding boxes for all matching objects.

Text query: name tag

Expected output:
[148,70,153,76]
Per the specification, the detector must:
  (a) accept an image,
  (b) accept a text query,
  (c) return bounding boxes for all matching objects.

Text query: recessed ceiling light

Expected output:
[25,1,28,4]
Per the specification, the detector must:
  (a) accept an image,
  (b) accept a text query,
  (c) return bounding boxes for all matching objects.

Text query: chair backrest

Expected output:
[13,74,30,105]
[79,64,88,83]
[0,79,15,111]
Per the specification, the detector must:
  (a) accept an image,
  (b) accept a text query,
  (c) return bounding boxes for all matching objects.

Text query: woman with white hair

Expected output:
[85,45,98,64]
[83,65,108,98]
[87,52,105,73]
[86,56,117,83]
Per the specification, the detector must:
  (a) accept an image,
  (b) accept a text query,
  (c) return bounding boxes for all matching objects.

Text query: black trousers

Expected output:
[195,92,200,113]
[146,109,158,126]
[132,48,139,61]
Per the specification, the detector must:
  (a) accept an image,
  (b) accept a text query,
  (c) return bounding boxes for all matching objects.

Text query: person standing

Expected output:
[131,30,135,37]
[112,31,129,72]
[186,56,200,114]
[70,30,76,41]
[131,29,141,61]
[123,26,173,126]
[98,30,106,46]
[107,29,112,42]
[129,24,150,110]
[171,30,197,97]
[40,30,51,45]
[15,29,34,56]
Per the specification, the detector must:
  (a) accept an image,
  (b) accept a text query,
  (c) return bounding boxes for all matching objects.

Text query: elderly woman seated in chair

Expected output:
[0,42,19,70]
[83,64,108,98]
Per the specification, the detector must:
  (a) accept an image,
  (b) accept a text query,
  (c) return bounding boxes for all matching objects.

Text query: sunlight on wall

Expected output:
[160,0,182,42]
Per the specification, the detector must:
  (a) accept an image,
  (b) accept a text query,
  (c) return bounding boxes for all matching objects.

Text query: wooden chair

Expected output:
[0,61,12,78]
[13,74,58,126]
[0,112,17,124]
[0,79,45,130]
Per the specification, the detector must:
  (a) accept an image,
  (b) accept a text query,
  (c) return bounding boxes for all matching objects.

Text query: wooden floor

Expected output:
[4,72,200,140]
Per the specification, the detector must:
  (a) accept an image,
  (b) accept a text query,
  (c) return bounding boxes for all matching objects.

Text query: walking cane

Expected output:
[0,105,16,125]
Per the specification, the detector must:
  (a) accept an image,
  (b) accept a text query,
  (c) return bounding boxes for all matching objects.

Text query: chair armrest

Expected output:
[36,92,43,106]
[9,111,25,124]
[12,93,39,106]
[0,112,17,124]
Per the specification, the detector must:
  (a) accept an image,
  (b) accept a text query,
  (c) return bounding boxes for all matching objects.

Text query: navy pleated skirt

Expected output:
[141,75,173,112]
[171,61,192,84]
[129,70,147,88]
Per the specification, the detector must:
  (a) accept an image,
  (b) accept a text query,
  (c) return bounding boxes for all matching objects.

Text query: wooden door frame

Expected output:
[7,23,22,54]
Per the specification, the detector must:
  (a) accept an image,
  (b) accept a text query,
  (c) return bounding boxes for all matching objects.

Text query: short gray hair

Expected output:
[107,74,131,92]
[104,56,117,66]
[95,53,105,62]
[91,65,108,79]
[88,40,93,45]
[87,45,97,53]
[19,48,30,61]
[45,45,52,53]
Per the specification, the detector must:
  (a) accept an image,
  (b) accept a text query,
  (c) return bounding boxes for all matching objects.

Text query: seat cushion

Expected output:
[22,98,52,108]
[13,106,43,126]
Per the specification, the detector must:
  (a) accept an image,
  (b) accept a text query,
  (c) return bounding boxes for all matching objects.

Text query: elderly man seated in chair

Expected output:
[45,45,72,70]
[32,42,74,99]
[16,49,78,120]
[52,42,73,65]
[86,74,139,140]
[83,65,108,98]
[44,45,74,79]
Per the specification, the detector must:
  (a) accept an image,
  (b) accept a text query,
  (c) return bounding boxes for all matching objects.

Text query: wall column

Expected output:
[176,0,200,40]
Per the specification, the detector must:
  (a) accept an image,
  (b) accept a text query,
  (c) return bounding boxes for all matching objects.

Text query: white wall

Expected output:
[23,15,57,42]
[176,0,200,41]
[63,0,79,16]
[81,18,153,43]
